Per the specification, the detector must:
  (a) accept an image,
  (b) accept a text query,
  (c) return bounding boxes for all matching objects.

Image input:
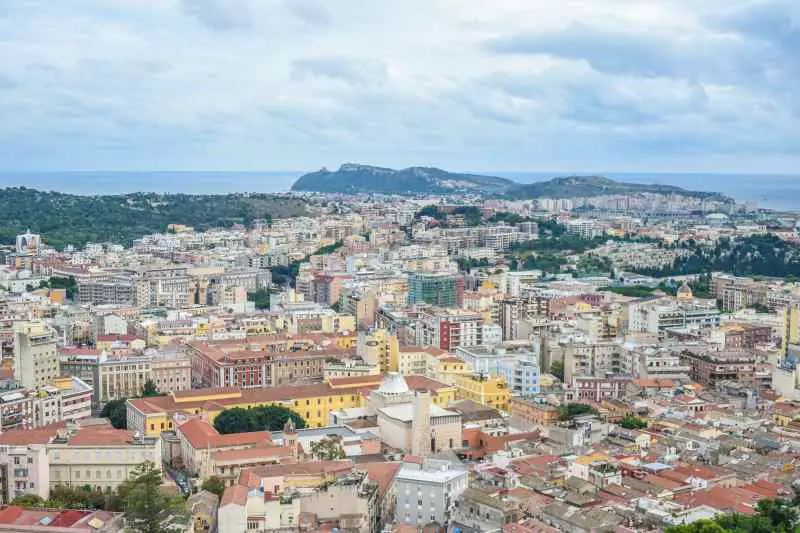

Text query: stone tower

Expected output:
[283,417,299,459]
[411,389,432,457]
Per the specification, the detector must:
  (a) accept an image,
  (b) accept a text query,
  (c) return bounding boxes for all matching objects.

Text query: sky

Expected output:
[0,0,798,173]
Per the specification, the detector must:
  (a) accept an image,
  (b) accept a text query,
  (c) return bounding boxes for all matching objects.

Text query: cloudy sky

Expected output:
[1,0,798,173]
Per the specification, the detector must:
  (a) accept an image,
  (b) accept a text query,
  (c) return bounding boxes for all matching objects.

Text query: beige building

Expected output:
[59,353,153,412]
[0,428,52,504]
[150,352,192,393]
[13,321,58,389]
[48,424,161,492]
[371,374,462,456]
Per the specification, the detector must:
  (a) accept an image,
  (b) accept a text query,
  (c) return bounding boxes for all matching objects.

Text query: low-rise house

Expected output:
[219,461,383,533]
[540,501,622,533]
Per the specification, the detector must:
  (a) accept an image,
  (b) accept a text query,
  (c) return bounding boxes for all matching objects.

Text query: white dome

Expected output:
[379,372,410,395]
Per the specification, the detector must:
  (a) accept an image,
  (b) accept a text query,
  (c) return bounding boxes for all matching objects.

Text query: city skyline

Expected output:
[1,0,798,173]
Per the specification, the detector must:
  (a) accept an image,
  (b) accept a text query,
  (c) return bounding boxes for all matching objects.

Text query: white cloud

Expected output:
[0,0,796,172]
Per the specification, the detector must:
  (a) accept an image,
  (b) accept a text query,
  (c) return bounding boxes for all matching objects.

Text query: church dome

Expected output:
[379,372,410,395]
[676,281,693,300]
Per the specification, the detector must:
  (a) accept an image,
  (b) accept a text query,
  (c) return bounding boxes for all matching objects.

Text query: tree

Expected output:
[200,476,226,497]
[124,462,187,533]
[247,288,271,310]
[549,361,564,382]
[212,407,252,434]
[100,398,128,429]
[665,497,799,533]
[249,405,306,432]
[617,414,648,430]
[141,379,160,397]
[558,403,599,421]
[213,405,306,435]
[11,493,45,507]
[665,521,727,533]
[310,436,346,460]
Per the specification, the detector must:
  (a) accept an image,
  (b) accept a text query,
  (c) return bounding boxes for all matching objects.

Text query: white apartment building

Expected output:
[629,300,720,340]
[395,459,468,528]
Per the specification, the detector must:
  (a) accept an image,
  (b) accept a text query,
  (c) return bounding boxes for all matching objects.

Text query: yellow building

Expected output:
[426,355,473,386]
[358,329,399,373]
[783,303,800,353]
[397,346,437,376]
[127,380,370,437]
[539,373,559,388]
[454,374,510,412]
[96,336,146,352]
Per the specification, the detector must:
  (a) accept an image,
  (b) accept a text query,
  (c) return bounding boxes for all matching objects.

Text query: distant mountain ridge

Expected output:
[291,163,516,195]
[291,164,730,201]
[515,175,730,200]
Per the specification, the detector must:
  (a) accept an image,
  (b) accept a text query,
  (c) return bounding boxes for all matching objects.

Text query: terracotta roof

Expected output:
[220,485,248,507]
[742,479,784,499]
[97,334,138,342]
[69,427,134,446]
[398,346,444,356]
[358,461,401,498]
[674,486,761,514]
[177,419,271,449]
[240,460,354,484]
[0,422,64,445]
[213,445,293,463]
[404,375,451,391]
[130,380,375,416]
[644,474,685,490]
[326,375,384,388]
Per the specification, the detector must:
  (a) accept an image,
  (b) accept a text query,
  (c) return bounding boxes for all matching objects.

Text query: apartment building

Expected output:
[13,321,58,389]
[395,458,468,528]
[408,272,464,308]
[0,425,55,504]
[77,277,136,306]
[560,340,625,382]
[219,462,380,533]
[625,346,691,383]
[564,376,631,403]
[150,351,191,393]
[629,299,720,340]
[186,341,329,389]
[58,351,152,412]
[453,374,510,412]
[415,309,484,351]
[47,425,161,492]
[0,420,160,503]
[439,226,522,253]
[679,350,769,389]
[711,273,769,312]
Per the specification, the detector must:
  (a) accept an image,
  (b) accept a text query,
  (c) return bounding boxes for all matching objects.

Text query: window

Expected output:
[75,471,80,479]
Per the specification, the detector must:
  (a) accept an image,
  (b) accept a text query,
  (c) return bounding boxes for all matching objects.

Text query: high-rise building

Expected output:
[408,272,464,308]
[15,230,41,255]
[13,321,58,389]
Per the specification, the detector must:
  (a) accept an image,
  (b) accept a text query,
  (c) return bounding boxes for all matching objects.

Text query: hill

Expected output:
[0,188,307,249]
[292,165,730,201]
[514,175,729,200]
[290,163,516,195]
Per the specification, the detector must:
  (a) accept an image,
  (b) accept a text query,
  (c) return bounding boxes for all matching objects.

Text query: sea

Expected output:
[0,170,799,211]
